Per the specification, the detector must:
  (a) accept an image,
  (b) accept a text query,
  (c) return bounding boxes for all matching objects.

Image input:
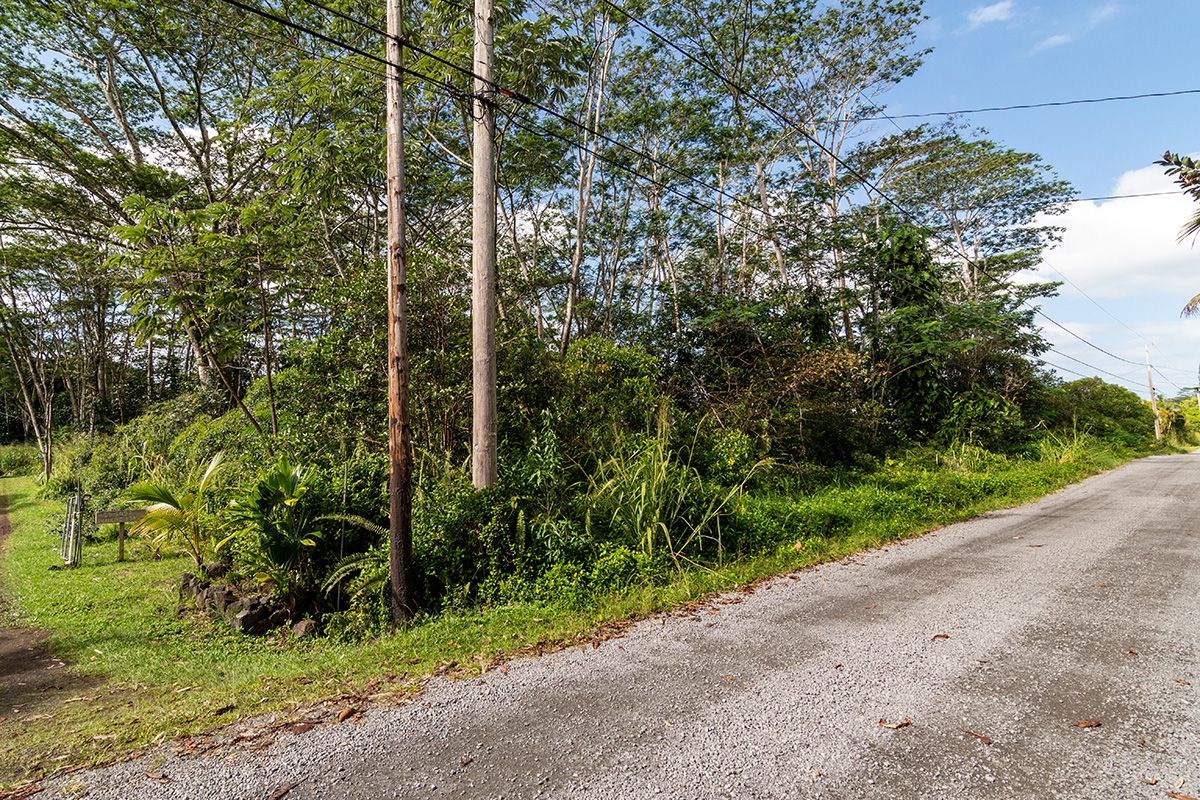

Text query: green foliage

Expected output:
[1033,378,1156,448]
[938,389,1025,451]
[224,459,322,605]
[585,416,757,565]
[0,444,38,477]
[125,453,224,569]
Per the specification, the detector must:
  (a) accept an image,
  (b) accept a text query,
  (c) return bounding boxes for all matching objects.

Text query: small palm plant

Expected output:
[126,453,224,569]
[225,458,322,607]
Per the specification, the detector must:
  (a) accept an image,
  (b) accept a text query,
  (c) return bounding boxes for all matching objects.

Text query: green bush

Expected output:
[0,444,38,477]
[1032,378,1155,447]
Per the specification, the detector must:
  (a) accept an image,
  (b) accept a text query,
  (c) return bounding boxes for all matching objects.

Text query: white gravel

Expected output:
[38,453,1200,799]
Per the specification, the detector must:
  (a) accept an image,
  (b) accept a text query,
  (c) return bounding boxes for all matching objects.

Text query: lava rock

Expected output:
[230,596,288,635]
[292,618,318,638]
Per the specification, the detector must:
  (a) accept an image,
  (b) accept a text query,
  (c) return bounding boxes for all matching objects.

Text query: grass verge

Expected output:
[0,439,1176,787]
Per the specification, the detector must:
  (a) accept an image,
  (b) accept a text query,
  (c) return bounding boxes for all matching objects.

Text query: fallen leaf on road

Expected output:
[1174,679,1191,687]
[145,771,170,784]
[290,722,315,735]
[1013,535,1024,540]
[811,769,824,777]
[977,659,992,664]
[1166,793,1198,800]
[1027,544,1045,548]
[1072,719,1101,728]
[1127,650,1139,657]
[1143,777,1159,785]
[1177,778,1187,790]
[962,729,993,745]
[460,756,474,767]
[834,661,843,670]
[1091,582,1107,588]
[878,718,911,730]
[267,781,299,800]
[931,633,950,640]
[336,707,357,723]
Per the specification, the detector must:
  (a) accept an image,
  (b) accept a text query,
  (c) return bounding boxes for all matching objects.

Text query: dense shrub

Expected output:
[1031,378,1155,447]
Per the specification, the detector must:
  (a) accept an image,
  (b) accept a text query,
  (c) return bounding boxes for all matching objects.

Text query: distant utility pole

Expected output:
[471,0,498,489]
[1145,346,1163,441]
[385,0,415,624]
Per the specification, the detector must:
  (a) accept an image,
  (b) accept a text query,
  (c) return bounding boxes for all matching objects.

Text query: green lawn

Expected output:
[0,441,1169,787]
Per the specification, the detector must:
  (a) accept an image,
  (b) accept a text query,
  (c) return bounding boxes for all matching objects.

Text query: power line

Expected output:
[290,0,778,229]
[211,0,790,250]
[1045,347,1143,390]
[1153,365,1184,393]
[1069,190,1186,203]
[596,0,1147,377]
[862,88,1200,121]
[218,0,1153,384]
[1040,360,1110,384]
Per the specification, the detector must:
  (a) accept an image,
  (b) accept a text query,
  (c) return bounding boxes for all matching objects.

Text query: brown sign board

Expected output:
[94,509,148,525]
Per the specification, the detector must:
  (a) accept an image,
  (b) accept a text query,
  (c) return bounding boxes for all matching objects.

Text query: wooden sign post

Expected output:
[94,509,147,562]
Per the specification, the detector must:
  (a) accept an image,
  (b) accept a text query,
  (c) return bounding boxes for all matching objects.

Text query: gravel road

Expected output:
[40,453,1200,799]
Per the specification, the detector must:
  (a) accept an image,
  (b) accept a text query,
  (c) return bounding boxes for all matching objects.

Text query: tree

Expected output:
[1157,151,1200,315]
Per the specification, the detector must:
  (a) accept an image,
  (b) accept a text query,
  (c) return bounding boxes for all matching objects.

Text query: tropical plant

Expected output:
[586,412,763,566]
[224,458,322,605]
[125,453,224,569]
[320,514,389,603]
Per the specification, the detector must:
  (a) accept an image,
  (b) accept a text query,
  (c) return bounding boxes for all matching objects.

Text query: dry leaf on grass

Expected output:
[1072,719,1101,728]
[878,718,911,730]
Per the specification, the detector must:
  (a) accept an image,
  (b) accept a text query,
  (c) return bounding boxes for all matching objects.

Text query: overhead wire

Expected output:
[1044,347,1145,391]
[214,0,1167,391]
[290,0,781,230]
[595,0,1157,380]
[862,88,1200,121]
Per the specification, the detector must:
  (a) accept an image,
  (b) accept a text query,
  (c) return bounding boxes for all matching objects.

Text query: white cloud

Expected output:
[1014,162,1200,395]
[1089,2,1120,25]
[966,1,1015,29]
[1034,33,1073,50]
[1024,164,1197,301]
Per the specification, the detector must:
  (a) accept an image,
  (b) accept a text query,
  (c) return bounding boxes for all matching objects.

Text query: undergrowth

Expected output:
[0,433,1168,788]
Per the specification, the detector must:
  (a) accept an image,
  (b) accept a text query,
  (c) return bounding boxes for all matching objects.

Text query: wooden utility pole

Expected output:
[1145,346,1163,441]
[471,0,498,488]
[385,0,415,623]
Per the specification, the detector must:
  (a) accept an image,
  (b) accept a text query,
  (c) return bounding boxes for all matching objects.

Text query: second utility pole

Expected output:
[1145,346,1163,440]
[471,0,498,488]
[385,0,415,623]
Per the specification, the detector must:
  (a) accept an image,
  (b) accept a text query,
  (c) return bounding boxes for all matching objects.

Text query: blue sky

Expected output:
[878,0,1200,399]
